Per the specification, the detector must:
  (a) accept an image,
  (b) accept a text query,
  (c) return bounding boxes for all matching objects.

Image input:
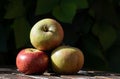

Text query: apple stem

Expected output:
[42,25,48,32]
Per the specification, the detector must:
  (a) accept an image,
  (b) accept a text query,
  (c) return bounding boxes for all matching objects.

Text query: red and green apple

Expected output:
[16,48,49,74]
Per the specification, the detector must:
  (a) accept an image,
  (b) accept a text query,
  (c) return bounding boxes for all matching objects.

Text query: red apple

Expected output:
[30,18,64,51]
[16,48,49,74]
[51,46,84,74]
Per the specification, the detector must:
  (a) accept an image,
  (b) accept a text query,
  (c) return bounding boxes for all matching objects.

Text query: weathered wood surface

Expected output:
[0,67,120,79]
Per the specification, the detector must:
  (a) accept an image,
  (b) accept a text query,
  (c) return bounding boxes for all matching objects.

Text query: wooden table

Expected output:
[0,66,120,79]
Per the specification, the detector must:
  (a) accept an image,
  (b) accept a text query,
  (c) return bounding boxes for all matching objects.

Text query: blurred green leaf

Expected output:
[35,0,59,15]
[89,8,95,18]
[11,17,31,49]
[103,1,120,28]
[81,35,109,70]
[4,0,25,19]
[82,35,106,61]
[92,22,117,50]
[74,0,88,9]
[91,0,120,28]
[52,2,77,23]
[80,17,93,34]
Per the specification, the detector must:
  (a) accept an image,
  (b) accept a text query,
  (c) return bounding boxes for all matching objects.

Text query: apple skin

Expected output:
[30,18,64,51]
[16,48,49,75]
[51,46,84,74]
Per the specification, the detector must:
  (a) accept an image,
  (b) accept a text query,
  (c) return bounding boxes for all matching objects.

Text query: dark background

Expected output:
[0,0,120,73]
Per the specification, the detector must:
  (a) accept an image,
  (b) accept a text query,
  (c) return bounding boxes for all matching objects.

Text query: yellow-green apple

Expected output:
[30,18,64,51]
[51,46,84,74]
[16,48,49,74]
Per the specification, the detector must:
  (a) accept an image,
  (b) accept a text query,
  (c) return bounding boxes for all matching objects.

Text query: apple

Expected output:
[51,46,84,74]
[30,18,64,51]
[16,48,49,74]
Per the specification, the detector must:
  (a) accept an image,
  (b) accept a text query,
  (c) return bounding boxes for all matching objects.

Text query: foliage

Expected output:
[0,0,120,72]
